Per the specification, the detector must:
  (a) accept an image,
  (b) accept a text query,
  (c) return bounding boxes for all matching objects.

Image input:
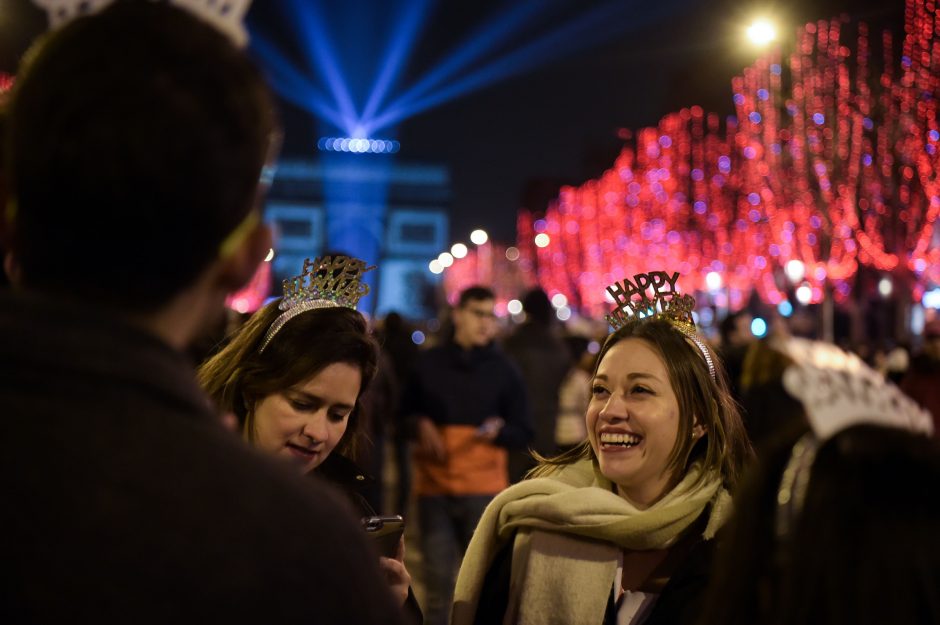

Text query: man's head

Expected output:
[720,311,754,349]
[521,287,553,324]
[4,1,275,312]
[453,285,497,349]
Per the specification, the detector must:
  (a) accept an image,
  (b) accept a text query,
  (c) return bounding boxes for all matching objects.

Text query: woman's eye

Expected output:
[631,386,652,395]
[328,412,349,423]
[591,385,609,396]
[289,400,314,411]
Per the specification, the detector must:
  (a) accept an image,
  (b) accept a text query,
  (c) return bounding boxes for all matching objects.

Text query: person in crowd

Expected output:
[452,276,752,625]
[554,334,593,451]
[737,338,806,454]
[902,318,940,434]
[380,311,421,515]
[503,287,572,480]
[402,285,533,625]
[718,309,755,401]
[198,255,421,622]
[701,342,938,625]
[0,4,401,623]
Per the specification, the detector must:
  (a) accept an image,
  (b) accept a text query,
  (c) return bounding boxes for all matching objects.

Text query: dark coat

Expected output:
[0,291,403,625]
[316,453,424,625]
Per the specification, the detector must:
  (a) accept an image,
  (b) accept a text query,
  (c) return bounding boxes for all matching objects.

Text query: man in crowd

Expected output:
[403,285,532,625]
[0,3,401,622]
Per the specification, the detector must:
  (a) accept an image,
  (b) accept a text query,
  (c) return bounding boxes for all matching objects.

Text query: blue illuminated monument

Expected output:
[247,0,689,316]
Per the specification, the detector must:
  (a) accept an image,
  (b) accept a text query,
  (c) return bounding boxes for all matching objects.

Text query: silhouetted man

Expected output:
[0,4,402,623]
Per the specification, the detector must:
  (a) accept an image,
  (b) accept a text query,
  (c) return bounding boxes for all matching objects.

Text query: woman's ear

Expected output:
[691,418,707,439]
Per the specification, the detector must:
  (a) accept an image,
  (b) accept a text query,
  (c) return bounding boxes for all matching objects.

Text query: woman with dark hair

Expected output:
[198,255,421,620]
[701,341,939,625]
[451,274,752,625]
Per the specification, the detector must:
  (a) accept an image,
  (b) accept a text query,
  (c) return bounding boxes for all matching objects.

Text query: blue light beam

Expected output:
[287,0,360,134]
[251,33,345,130]
[363,0,552,135]
[359,0,434,125]
[367,0,687,134]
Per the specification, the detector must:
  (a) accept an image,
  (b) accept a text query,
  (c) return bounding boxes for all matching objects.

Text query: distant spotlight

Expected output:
[777,300,794,317]
[747,19,777,45]
[507,299,523,315]
[551,293,568,308]
[534,233,551,248]
[318,136,400,154]
[587,340,601,355]
[751,317,768,338]
[785,259,806,283]
[705,271,723,292]
[470,229,489,245]
[556,305,572,322]
[411,330,426,345]
[795,283,813,305]
[438,252,454,268]
[505,246,520,261]
[264,248,275,262]
[878,276,893,298]
[924,288,940,309]
[451,243,468,258]
[429,259,444,274]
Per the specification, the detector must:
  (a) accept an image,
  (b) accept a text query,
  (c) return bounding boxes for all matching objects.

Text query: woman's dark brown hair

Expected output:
[198,301,379,460]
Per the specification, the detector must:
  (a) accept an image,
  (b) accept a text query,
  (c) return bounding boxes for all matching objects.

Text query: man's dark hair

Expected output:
[521,287,553,324]
[458,285,495,308]
[719,311,746,344]
[6,1,276,311]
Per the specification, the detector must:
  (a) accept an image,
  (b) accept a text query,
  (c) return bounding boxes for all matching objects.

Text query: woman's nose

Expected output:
[598,394,629,422]
[301,412,329,443]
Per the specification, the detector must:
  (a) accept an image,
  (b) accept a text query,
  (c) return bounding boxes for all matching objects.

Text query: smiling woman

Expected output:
[452,294,752,625]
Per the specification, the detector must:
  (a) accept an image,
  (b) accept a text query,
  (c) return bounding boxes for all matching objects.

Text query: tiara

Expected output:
[604,271,716,381]
[258,255,375,353]
[33,0,252,46]
[775,344,933,540]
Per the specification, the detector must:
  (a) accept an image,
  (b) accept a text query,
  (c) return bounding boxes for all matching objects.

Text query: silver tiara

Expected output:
[33,0,252,46]
[258,255,375,353]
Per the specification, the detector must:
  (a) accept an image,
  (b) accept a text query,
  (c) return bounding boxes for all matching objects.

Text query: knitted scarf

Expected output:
[452,458,730,625]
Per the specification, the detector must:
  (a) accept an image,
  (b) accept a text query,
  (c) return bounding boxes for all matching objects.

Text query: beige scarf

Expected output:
[452,458,730,625]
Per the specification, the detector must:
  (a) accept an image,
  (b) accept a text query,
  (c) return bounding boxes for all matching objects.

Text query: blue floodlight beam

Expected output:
[251,33,346,130]
[288,0,359,135]
[367,0,690,135]
[371,0,554,134]
[359,0,433,126]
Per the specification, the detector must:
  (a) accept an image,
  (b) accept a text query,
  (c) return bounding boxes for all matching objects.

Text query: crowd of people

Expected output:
[2,3,939,625]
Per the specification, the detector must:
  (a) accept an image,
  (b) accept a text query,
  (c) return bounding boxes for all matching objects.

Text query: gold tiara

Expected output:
[604,271,716,380]
[258,255,375,353]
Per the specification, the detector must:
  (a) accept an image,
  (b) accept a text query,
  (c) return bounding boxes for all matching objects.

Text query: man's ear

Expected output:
[214,221,273,293]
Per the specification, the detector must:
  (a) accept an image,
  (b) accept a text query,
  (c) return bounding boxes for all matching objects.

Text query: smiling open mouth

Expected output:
[599,432,642,448]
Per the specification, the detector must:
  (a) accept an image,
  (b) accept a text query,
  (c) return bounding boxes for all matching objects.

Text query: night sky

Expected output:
[1,0,898,244]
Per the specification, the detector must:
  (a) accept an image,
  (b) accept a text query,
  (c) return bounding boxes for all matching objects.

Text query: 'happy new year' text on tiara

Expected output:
[604,271,716,381]
[258,255,375,353]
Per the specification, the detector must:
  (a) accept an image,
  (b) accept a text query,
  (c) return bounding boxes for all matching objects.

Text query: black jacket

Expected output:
[0,291,403,624]
[401,341,533,449]
[316,453,424,625]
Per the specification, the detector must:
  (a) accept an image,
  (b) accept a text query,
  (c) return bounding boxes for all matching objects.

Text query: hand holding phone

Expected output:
[361,515,405,559]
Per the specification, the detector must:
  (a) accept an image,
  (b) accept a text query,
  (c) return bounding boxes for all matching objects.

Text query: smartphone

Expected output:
[361,515,405,559]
